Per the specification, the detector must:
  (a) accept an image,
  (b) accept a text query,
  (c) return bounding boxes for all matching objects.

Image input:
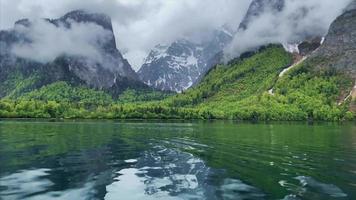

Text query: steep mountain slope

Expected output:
[138,29,233,92]
[310,0,356,110]
[192,2,356,120]
[0,10,145,98]
[162,43,353,121]
[311,2,356,78]
[170,2,356,120]
[236,0,324,55]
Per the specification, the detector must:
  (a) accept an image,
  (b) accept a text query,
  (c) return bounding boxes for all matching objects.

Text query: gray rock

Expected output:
[298,37,322,56]
[311,2,356,77]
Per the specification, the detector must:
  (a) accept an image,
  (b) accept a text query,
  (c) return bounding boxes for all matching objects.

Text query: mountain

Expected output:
[1,3,356,121]
[309,0,356,111]
[237,0,325,55]
[162,2,356,120]
[137,28,233,92]
[238,0,285,31]
[0,10,145,99]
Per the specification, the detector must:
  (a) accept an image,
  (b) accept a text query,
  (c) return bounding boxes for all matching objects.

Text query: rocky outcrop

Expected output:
[298,37,323,56]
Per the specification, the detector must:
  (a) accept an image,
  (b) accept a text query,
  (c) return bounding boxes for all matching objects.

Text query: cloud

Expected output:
[111,0,253,69]
[1,0,352,70]
[224,0,352,60]
[0,0,252,70]
[11,19,112,64]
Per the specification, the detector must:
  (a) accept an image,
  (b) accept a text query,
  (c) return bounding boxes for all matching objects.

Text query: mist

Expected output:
[11,19,112,64]
[0,0,252,70]
[0,0,352,69]
[224,0,352,60]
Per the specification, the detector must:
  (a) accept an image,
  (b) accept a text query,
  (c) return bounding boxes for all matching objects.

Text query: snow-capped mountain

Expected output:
[138,28,233,92]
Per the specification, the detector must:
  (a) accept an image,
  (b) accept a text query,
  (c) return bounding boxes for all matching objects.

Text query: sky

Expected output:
[0,0,352,70]
[0,0,252,70]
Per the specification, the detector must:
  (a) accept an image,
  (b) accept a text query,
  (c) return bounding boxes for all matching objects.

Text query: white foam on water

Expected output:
[295,176,347,198]
[124,159,138,163]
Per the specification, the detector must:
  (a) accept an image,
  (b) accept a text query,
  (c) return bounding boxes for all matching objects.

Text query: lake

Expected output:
[0,120,355,200]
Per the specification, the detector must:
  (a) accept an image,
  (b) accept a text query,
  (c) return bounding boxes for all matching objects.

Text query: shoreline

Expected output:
[1,117,355,124]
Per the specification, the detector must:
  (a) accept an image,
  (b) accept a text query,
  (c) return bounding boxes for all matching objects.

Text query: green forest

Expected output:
[1,45,355,121]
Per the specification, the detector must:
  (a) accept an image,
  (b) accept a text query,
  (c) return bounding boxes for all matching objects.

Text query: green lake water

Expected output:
[0,120,355,199]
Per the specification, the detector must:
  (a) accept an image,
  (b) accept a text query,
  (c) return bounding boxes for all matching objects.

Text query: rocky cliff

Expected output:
[311,1,356,78]
[0,10,144,98]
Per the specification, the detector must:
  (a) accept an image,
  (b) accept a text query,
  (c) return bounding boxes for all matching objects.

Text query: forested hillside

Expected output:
[1,45,354,121]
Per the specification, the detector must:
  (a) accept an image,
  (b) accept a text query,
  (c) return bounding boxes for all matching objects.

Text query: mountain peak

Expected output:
[60,10,113,31]
[14,19,31,27]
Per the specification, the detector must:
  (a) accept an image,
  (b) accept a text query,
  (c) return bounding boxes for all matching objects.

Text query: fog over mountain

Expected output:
[0,0,251,70]
[0,0,352,69]
[11,19,113,64]
[225,0,352,60]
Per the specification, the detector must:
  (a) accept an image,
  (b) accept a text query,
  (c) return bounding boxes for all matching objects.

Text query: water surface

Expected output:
[0,120,355,199]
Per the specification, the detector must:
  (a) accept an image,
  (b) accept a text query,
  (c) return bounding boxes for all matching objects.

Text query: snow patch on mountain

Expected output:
[283,43,300,54]
[138,28,233,92]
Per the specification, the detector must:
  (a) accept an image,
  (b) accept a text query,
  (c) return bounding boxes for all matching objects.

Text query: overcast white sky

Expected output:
[0,0,252,70]
[0,0,352,70]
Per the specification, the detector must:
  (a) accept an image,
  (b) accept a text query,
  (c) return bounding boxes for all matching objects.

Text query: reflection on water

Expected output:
[0,169,96,200]
[0,142,264,200]
[106,145,210,200]
[0,169,54,198]
[106,142,266,200]
[0,121,356,199]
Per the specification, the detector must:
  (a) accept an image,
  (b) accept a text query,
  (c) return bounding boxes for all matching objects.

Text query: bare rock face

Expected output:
[0,10,143,98]
[312,1,356,77]
[298,37,322,56]
[52,10,139,88]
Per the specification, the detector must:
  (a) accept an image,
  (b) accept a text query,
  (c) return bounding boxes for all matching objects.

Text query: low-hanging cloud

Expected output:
[224,0,353,60]
[11,19,112,64]
[1,0,353,69]
[0,0,252,70]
